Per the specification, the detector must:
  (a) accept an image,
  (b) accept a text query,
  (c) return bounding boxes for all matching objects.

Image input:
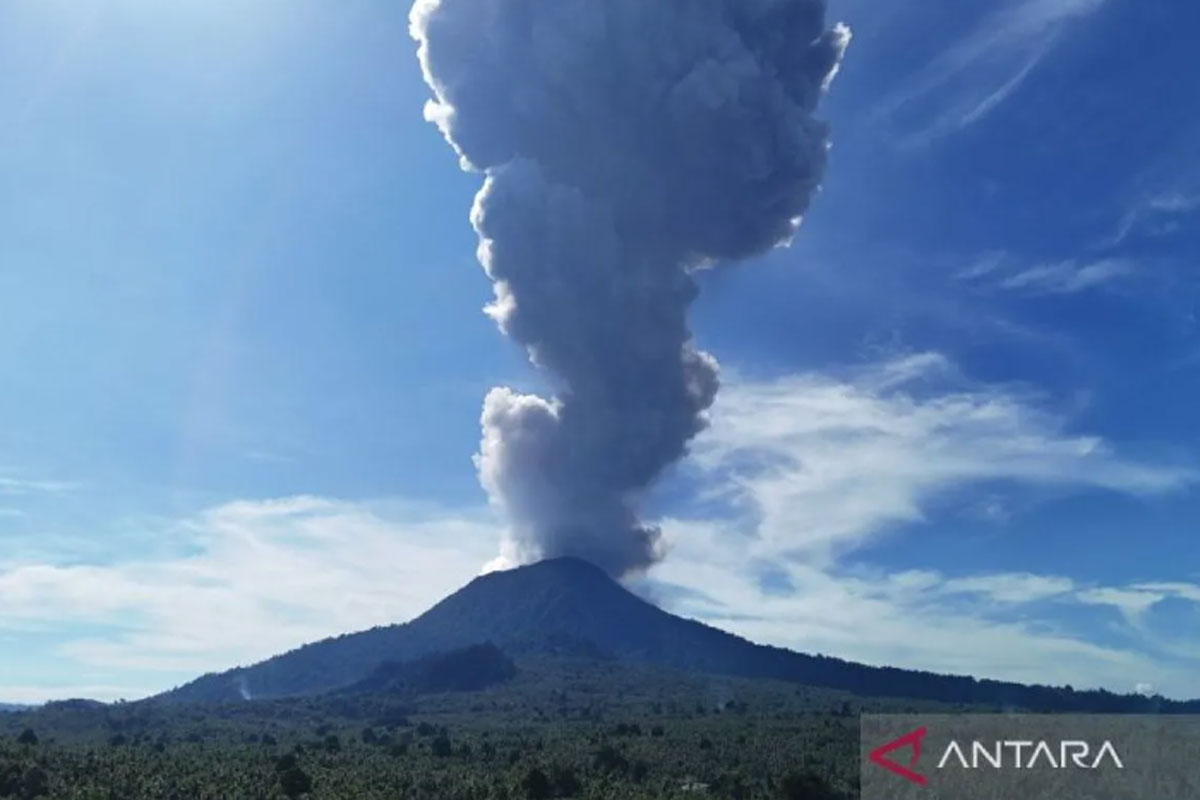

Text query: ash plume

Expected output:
[411,0,849,576]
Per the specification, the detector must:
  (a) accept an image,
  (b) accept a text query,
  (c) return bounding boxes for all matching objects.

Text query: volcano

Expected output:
[158,558,1192,713]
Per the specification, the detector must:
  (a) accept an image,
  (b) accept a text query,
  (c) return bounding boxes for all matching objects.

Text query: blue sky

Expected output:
[1,0,1198,702]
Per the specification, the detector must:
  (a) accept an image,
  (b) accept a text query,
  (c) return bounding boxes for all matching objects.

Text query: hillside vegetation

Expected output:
[1,652,929,799]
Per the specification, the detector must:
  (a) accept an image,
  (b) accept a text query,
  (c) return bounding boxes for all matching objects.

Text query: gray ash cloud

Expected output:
[411,0,848,576]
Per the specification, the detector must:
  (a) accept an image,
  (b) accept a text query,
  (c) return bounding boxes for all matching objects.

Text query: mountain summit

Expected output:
[159,557,1191,712]
[162,557,711,703]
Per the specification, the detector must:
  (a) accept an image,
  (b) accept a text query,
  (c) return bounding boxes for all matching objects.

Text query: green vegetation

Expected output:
[0,654,961,799]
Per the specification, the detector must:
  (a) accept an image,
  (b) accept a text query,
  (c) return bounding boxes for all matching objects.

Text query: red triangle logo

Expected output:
[869,726,928,786]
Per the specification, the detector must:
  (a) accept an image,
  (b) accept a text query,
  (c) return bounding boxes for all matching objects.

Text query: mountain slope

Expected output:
[340,643,516,696]
[157,557,1197,712]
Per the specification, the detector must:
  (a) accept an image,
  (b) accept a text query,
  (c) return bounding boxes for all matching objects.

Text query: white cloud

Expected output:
[955,251,1008,281]
[1074,581,1200,624]
[0,476,77,496]
[957,253,1137,296]
[0,497,500,700]
[685,354,1191,559]
[648,521,1189,694]
[643,353,1199,695]
[1147,193,1200,215]
[999,258,1135,294]
[1072,583,1200,664]
[941,572,1076,604]
[1108,190,1200,247]
[1133,582,1200,604]
[1076,587,1167,622]
[872,0,1107,143]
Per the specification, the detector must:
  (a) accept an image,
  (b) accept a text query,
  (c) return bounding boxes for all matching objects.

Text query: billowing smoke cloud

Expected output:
[411,0,849,576]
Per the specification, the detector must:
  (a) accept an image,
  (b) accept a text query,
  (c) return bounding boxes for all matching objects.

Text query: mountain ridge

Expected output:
[155,557,1198,712]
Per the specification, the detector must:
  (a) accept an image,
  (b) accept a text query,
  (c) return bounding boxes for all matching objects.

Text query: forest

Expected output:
[0,653,960,800]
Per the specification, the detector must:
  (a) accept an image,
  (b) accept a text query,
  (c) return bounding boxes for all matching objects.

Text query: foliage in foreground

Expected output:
[0,654,958,799]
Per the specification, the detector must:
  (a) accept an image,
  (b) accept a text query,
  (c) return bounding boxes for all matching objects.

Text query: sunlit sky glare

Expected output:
[1,0,1198,703]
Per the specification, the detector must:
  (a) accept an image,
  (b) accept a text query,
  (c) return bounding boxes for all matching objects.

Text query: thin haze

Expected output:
[410,0,849,576]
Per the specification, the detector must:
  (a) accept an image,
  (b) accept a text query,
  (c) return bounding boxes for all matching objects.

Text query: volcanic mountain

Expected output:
[157,557,1192,712]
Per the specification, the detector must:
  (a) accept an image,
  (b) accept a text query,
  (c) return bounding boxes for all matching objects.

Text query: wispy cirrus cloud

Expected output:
[871,0,1108,143]
[999,258,1136,295]
[954,251,1140,296]
[1074,582,1200,664]
[0,476,77,495]
[1109,190,1200,248]
[940,572,1076,604]
[0,475,79,524]
[1077,586,1167,622]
